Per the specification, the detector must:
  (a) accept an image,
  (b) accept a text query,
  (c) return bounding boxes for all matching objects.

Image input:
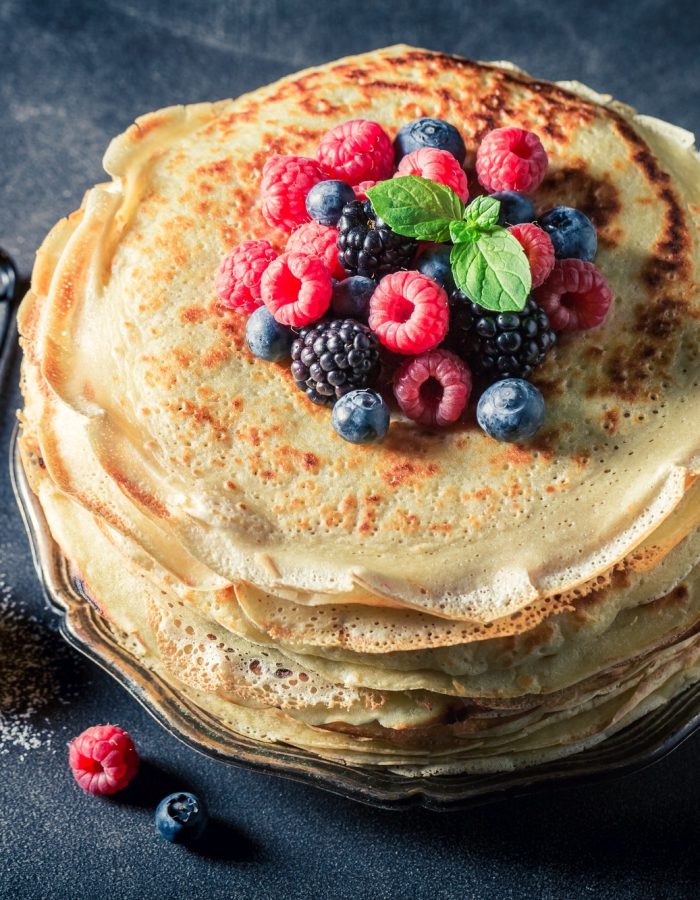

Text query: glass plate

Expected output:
[9,424,700,810]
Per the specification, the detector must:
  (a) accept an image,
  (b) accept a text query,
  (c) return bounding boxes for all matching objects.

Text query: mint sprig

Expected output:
[365,177,531,312]
[366,177,464,244]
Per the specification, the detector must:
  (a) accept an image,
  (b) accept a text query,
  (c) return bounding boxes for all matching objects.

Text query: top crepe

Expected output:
[24,45,700,621]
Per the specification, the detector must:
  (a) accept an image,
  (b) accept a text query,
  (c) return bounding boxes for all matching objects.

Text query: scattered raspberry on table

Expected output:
[68,724,139,795]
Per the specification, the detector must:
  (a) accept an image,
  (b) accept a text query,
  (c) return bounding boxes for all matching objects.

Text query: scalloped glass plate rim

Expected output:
[9,422,700,810]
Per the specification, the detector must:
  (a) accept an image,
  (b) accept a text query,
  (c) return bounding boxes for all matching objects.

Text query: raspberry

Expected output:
[261,252,332,327]
[475,127,548,194]
[394,349,472,427]
[215,240,277,313]
[317,120,394,184]
[261,155,328,231]
[508,224,555,288]
[368,271,449,354]
[286,221,345,279]
[534,259,613,332]
[353,180,377,200]
[68,724,139,795]
[396,148,469,202]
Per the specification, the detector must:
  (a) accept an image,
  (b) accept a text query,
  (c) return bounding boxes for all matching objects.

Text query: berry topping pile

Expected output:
[68,724,139,795]
[214,115,614,443]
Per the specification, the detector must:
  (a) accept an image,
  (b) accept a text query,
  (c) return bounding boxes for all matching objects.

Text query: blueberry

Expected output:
[0,248,17,303]
[332,389,390,444]
[245,306,293,361]
[539,206,597,261]
[155,792,209,844]
[331,276,376,320]
[417,245,454,291]
[476,378,545,443]
[491,191,536,227]
[394,118,466,165]
[305,180,356,226]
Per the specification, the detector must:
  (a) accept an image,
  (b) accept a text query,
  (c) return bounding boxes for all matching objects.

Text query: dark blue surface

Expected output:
[1,1,699,897]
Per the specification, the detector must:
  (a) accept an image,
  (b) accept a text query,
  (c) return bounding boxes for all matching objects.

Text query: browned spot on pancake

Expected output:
[380,460,440,488]
[641,188,692,289]
[231,397,244,412]
[297,96,343,117]
[174,398,230,442]
[429,522,452,534]
[201,340,233,368]
[110,469,170,519]
[591,293,689,400]
[366,494,382,504]
[195,158,233,181]
[390,509,421,533]
[302,452,319,472]
[133,112,168,139]
[172,347,193,369]
[505,446,534,466]
[602,407,620,433]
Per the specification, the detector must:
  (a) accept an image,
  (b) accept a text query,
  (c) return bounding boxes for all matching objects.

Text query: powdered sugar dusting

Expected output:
[0,573,78,760]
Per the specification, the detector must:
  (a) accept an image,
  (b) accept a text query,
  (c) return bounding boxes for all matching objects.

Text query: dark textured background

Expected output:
[1,1,699,897]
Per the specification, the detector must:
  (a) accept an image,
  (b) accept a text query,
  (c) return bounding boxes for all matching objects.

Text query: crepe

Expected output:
[17,46,700,773]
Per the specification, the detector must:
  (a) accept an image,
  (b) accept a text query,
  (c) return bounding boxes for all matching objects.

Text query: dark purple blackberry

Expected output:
[290,319,380,406]
[336,199,417,280]
[447,291,556,380]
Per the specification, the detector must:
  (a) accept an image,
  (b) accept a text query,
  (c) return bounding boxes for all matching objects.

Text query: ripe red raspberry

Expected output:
[396,148,469,202]
[215,240,277,313]
[368,271,449,355]
[286,221,344,279]
[261,252,332,327]
[353,180,377,200]
[534,259,613,332]
[68,724,139,795]
[261,155,328,231]
[394,349,472,427]
[317,120,394,185]
[475,127,548,193]
[508,224,555,288]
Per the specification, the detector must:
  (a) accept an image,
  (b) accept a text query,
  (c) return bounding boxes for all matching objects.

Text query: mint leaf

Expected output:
[450,229,532,312]
[449,220,477,244]
[366,176,464,243]
[464,195,500,230]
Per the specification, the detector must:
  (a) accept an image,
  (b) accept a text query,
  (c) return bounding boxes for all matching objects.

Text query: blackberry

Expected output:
[447,291,556,380]
[290,318,380,405]
[336,200,417,280]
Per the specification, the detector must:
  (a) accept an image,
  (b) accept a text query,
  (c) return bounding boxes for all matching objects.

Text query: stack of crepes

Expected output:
[18,47,700,774]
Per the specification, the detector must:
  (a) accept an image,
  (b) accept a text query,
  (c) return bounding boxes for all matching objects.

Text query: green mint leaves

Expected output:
[366,177,464,244]
[365,176,531,312]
